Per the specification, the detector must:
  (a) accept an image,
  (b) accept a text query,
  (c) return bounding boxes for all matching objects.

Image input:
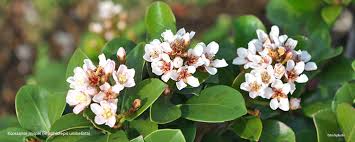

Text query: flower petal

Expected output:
[94,116,106,125]
[73,104,86,114]
[106,116,116,128]
[187,76,200,87]
[176,80,187,90]
[90,103,103,115]
[286,60,295,71]
[294,61,305,74]
[305,62,317,71]
[236,48,248,57]
[279,98,290,111]
[206,41,219,55]
[212,59,228,68]
[269,98,279,110]
[205,66,218,75]
[296,74,308,83]
[232,57,247,65]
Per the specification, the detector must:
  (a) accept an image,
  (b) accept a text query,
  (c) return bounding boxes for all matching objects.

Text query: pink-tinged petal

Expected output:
[110,100,118,111]
[74,67,85,75]
[151,39,161,45]
[245,73,255,83]
[151,63,163,76]
[289,83,296,94]
[100,83,111,91]
[66,90,79,105]
[112,84,123,94]
[117,64,128,73]
[143,54,152,62]
[104,60,115,74]
[66,77,75,84]
[176,80,187,90]
[248,44,257,55]
[240,82,249,92]
[279,98,290,111]
[269,26,280,43]
[282,83,291,94]
[285,38,298,49]
[236,48,248,57]
[305,62,317,71]
[161,42,172,53]
[294,61,305,74]
[170,70,179,81]
[94,116,106,125]
[263,87,273,99]
[233,57,247,65]
[271,79,283,89]
[187,76,200,87]
[98,54,107,67]
[212,59,228,68]
[83,59,96,71]
[116,47,126,58]
[205,66,218,75]
[90,103,103,115]
[286,60,295,71]
[92,93,105,103]
[125,78,136,88]
[256,29,268,42]
[73,104,86,114]
[270,98,279,110]
[106,116,116,128]
[161,53,171,62]
[161,30,175,42]
[161,72,171,82]
[206,41,219,55]
[127,68,136,79]
[296,74,308,83]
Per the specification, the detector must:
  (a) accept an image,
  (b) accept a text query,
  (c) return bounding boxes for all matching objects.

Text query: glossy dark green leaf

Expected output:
[145,1,176,40]
[0,127,29,142]
[336,103,355,142]
[102,37,136,60]
[321,6,342,25]
[318,56,355,86]
[66,48,88,78]
[333,83,355,108]
[126,42,146,83]
[231,116,262,141]
[150,96,181,124]
[126,79,166,121]
[130,119,158,136]
[130,136,144,142]
[260,120,296,142]
[181,85,247,122]
[313,109,341,142]
[15,85,66,132]
[277,114,317,142]
[233,15,265,48]
[108,131,129,142]
[144,129,186,142]
[179,122,196,142]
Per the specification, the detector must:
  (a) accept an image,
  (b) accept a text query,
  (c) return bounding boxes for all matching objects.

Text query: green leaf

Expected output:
[130,136,144,142]
[233,15,265,48]
[144,129,186,142]
[66,48,88,78]
[231,116,262,141]
[313,109,341,142]
[321,5,342,25]
[181,85,247,122]
[318,56,355,86]
[125,79,166,121]
[145,1,176,40]
[303,101,332,117]
[79,32,105,61]
[0,127,29,142]
[108,131,129,142]
[352,60,355,71]
[231,71,245,91]
[0,116,19,129]
[126,42,146,83]
[336,103,355,142]
[15,85,66,132]
[102,37,136,60]
[179,122,196,142]
[277,114,317,142]
[260,120,296,142]
[48,113,92,140]
[48,129,98,142]
[333,83,355,108]
[201,14,232,43]
[76,133,108,142]
[130,119,158,136]
[150,96,181,124]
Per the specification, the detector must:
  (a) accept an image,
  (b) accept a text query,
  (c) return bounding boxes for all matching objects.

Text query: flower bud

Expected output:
[117,47,126,64]
[132,99,141,109]
[290,98,301,110]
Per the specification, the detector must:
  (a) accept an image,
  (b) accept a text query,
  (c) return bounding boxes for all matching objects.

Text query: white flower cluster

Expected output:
[89,0,127,40]
[233,26,317,111]
[66,48,135,127]
[143,28,228,90]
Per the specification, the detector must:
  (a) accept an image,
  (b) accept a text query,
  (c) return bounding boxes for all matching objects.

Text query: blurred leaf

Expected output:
[333,83,355,109]
[144,129,186,142]
[233,15,265,48]
[260,120,296,142]
[336,103,355,142]
[130,119,158,136]
[231,116,262,141]
[0,116,19,129]
[145,1,176,40]
[181,85,247,122]
[318,56,355,86]
[0,127,29,142]
[15,85,66,132]
[150,96,181,124]
[202,15,232,43]
[215,39,237,62]
[48,113,92,140]
[313,109,342,142]
[126,79,166,121]
[303,101,332,117]
[126,42,146,83]
[66,48,88,78]
[321,6,342,25]
[108,131,129,142]
[102,37,136,60]
[352,60,355,71]
[79,32,105,61]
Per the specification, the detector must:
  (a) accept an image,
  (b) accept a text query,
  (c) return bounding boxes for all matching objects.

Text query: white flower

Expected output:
[172,57,184,68]
[289,98,301,110]
[116,47,126,62]
[171,66,199,90]
[273,63,286,79]
[285,60,308,94]
[113,65,136,90]
[83,59,96,72]
[161,28,195,44]
[98,1,122,19]
[93,82,122,103]
[66,90,91,114]
[265,80,291,111]
[232,46,262,69]
[151,53,174,82]
[90,100,117,127]
[66,67,97,95]
[98,54,116,74]
[202,41,228,75]
[240,72,265,98]
[252,65,275,86]
[143,39,171,62]
[296,51,317,71]
[186,43,205,67]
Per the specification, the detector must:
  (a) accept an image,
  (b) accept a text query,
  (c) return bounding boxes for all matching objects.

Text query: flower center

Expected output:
[271,88,286,99]
[150,50,160,58]
[261,72,271,84]
[170,40,186,57]
[249,82,261,92]
[177,70,190,81]
[186,56,198,66]
[118,73,127,84]
[286,70,297,81]
[102,107,114,119]
[76,93,87,103]
[161,62,171,72]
